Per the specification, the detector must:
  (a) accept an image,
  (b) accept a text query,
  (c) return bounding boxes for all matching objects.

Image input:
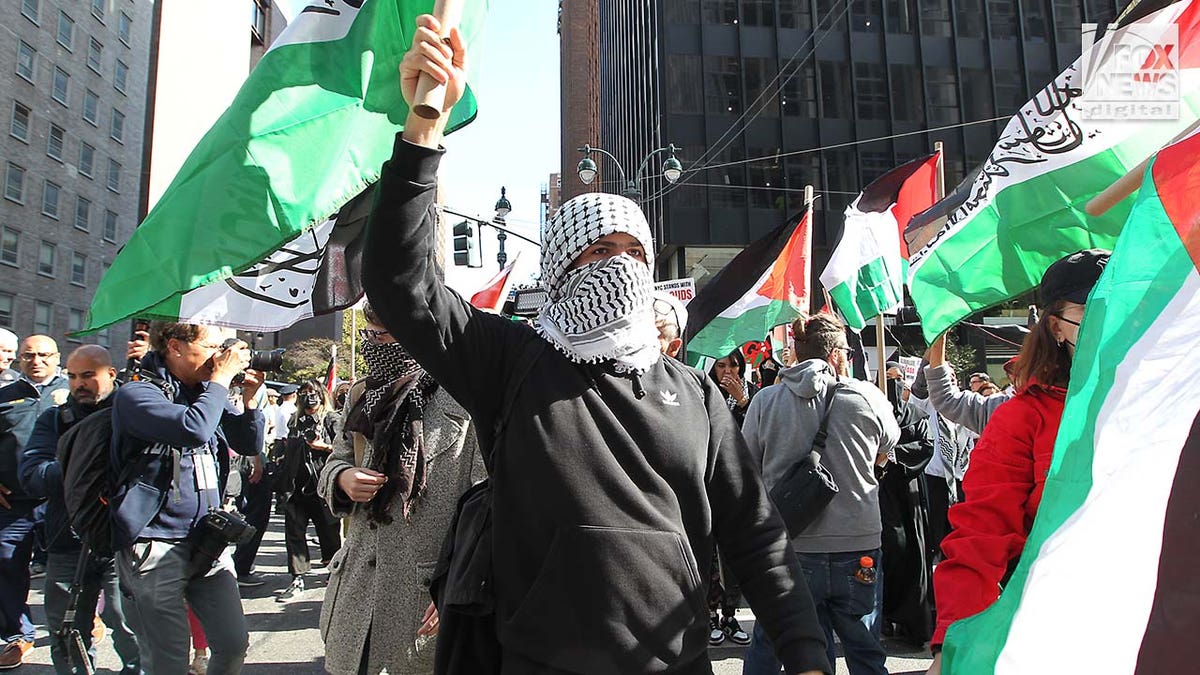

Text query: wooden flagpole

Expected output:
[412,0,465,119]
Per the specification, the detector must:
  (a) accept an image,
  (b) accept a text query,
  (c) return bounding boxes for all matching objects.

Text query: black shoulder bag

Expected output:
[768,382,842,537]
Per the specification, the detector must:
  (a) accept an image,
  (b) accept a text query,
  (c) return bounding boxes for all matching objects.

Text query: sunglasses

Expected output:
[357,328,391,342]
[19,351,58,362]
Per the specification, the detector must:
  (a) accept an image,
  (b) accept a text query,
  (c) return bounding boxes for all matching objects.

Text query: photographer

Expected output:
[109,322,265,675]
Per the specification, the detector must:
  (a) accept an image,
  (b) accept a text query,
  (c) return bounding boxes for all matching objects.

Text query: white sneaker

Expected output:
[708,614,726,646]
[188,650,208,675]
[276,575,304,602]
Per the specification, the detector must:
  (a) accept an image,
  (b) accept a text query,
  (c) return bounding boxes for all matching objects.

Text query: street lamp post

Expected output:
[494,186,512,270]
[576,144,683,201]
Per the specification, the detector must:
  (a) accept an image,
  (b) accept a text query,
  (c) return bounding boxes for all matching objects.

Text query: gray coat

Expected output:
[923,363,1013,435]
[317,386,485,675]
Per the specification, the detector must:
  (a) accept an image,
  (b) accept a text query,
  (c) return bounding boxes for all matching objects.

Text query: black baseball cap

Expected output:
[1038,249,1110,307]
[278,384,299,395]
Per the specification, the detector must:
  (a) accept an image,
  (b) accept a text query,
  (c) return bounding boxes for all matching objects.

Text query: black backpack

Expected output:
[56,374,172,556]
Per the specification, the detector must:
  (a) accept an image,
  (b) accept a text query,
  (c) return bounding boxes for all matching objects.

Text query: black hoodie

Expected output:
[361,137,830,675]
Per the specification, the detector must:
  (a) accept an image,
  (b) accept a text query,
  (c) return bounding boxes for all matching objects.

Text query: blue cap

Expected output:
[278,384,299,395]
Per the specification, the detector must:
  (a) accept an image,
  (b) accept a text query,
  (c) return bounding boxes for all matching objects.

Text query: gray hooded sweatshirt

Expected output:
[743,359,900,554]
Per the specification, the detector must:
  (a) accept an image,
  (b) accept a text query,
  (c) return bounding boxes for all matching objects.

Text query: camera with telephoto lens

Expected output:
[192,508,257,566]
[219,338,285,384]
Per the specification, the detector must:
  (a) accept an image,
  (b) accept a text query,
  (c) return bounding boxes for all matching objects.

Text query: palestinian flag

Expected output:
[906,0,1200,343]
[940,128,1200,674]
[820,152,939,331]
[685,209,812,361]
[324,344,338,393]
[83,0,487,332]
[470,253,521,312]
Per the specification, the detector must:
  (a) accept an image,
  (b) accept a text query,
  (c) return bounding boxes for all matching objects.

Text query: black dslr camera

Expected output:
[192,508,257,567]
[219,338,285,384]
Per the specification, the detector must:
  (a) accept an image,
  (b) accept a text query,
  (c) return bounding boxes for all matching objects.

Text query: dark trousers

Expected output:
[282,492,341,577]
[926,475,952,561]
[0,502,37,643]
[232,472,274,577]
[44,549,140,674]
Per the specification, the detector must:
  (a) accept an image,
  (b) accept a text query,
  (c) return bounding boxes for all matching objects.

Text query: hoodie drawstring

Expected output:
[630,373,646,400]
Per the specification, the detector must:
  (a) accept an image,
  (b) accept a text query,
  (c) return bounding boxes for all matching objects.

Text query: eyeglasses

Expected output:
[1055,314,1082,328]
[358,328,391,342]
[19,351,58,362]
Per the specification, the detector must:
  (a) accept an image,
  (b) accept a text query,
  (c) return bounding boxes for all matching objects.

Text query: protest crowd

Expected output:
[0,6,1196,675]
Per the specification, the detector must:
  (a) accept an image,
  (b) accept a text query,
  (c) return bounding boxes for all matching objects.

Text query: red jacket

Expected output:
[930,383,1066,646]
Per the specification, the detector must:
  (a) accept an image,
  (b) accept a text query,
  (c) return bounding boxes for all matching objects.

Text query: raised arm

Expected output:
[362,14,519,424]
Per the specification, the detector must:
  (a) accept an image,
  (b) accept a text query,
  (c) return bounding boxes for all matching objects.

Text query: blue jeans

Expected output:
[0,502,37,643]
[44,550,141,674]
[743,549,887,675]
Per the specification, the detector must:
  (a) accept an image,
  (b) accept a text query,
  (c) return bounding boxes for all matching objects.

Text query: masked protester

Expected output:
[356,14,830,675]
[274,380,341,602]
[927,250,1110,675]
[316,303,485,675]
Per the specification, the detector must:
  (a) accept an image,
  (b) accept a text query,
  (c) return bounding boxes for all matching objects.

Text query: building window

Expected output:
[114,60,128,93]
[962,68,995,121]
[823,148,858,193]
[10,102,31,142]
[852,0,882,32]
[119,12,132,45]
[110,109,124,143]
[252,0,268,42]
[103,210,118,242]
[815,0,847,31]
[47,123,65,161]
[920,0,952,37]
[666,54,703,114]
[1055,0,1083,47]
[665,0,700,24]
[710,147,747,209]
[885,0,914,34]
[38,241,56,277]
[4,164,24,203]
[1,229,19,266]
[79,142,95,177]
[91,0,105,22]
[779,0,812,29]
[83,90,99,125]
[861,152,894,183]
[107,159,121,193]
[926,66,961,124]
[785,154,822,212]
[71,253,87,286]
[819,60,851,118]
[747,150,784,209]
[701,1,738,25]
[95,327,109,348]
[1023,0,1048,41]
[53,66,70,105]
[42,181,61,219]
[956,0,985,38]
[67,309,84,341]
[854,62,888,120]
[34,302,52,335]
[744,58,779,117]
[989,0,1017,36]
[75,196,91,231]
[704,56,742,115]
[890,64,925,122]
[994,68,1025,113]
[58,11,75,50]
[743,0,775,26]
[781,64,817,117]
[87,38,103,73]
[21,0,39,24]
[0,294,12,328]
[16,42,36,82]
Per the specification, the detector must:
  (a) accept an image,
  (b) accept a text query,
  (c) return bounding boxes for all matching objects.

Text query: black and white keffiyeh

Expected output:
[535,193,661,373]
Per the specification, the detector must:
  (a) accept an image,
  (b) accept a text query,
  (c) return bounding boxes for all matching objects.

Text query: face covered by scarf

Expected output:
[536,193,662,374]
[343,340,437,523]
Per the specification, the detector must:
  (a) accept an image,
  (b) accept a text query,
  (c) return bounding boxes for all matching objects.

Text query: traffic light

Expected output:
[453,220,481,267]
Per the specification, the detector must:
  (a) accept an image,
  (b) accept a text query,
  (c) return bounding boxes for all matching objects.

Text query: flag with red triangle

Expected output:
[470,253,521,312]
[684,209,812,361]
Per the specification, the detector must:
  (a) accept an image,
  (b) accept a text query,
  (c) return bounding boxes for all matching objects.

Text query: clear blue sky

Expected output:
[281,0,559,293]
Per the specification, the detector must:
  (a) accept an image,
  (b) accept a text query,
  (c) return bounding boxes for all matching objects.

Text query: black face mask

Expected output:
[300,393,320,409]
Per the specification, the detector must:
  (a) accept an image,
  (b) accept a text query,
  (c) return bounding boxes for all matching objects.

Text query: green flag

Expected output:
[85,0,486,332]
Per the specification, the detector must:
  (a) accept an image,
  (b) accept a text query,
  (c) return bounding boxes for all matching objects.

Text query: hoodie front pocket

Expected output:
[503,526,707,675]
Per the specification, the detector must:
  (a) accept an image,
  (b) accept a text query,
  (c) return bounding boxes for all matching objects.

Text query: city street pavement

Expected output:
[22,514,933,674]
